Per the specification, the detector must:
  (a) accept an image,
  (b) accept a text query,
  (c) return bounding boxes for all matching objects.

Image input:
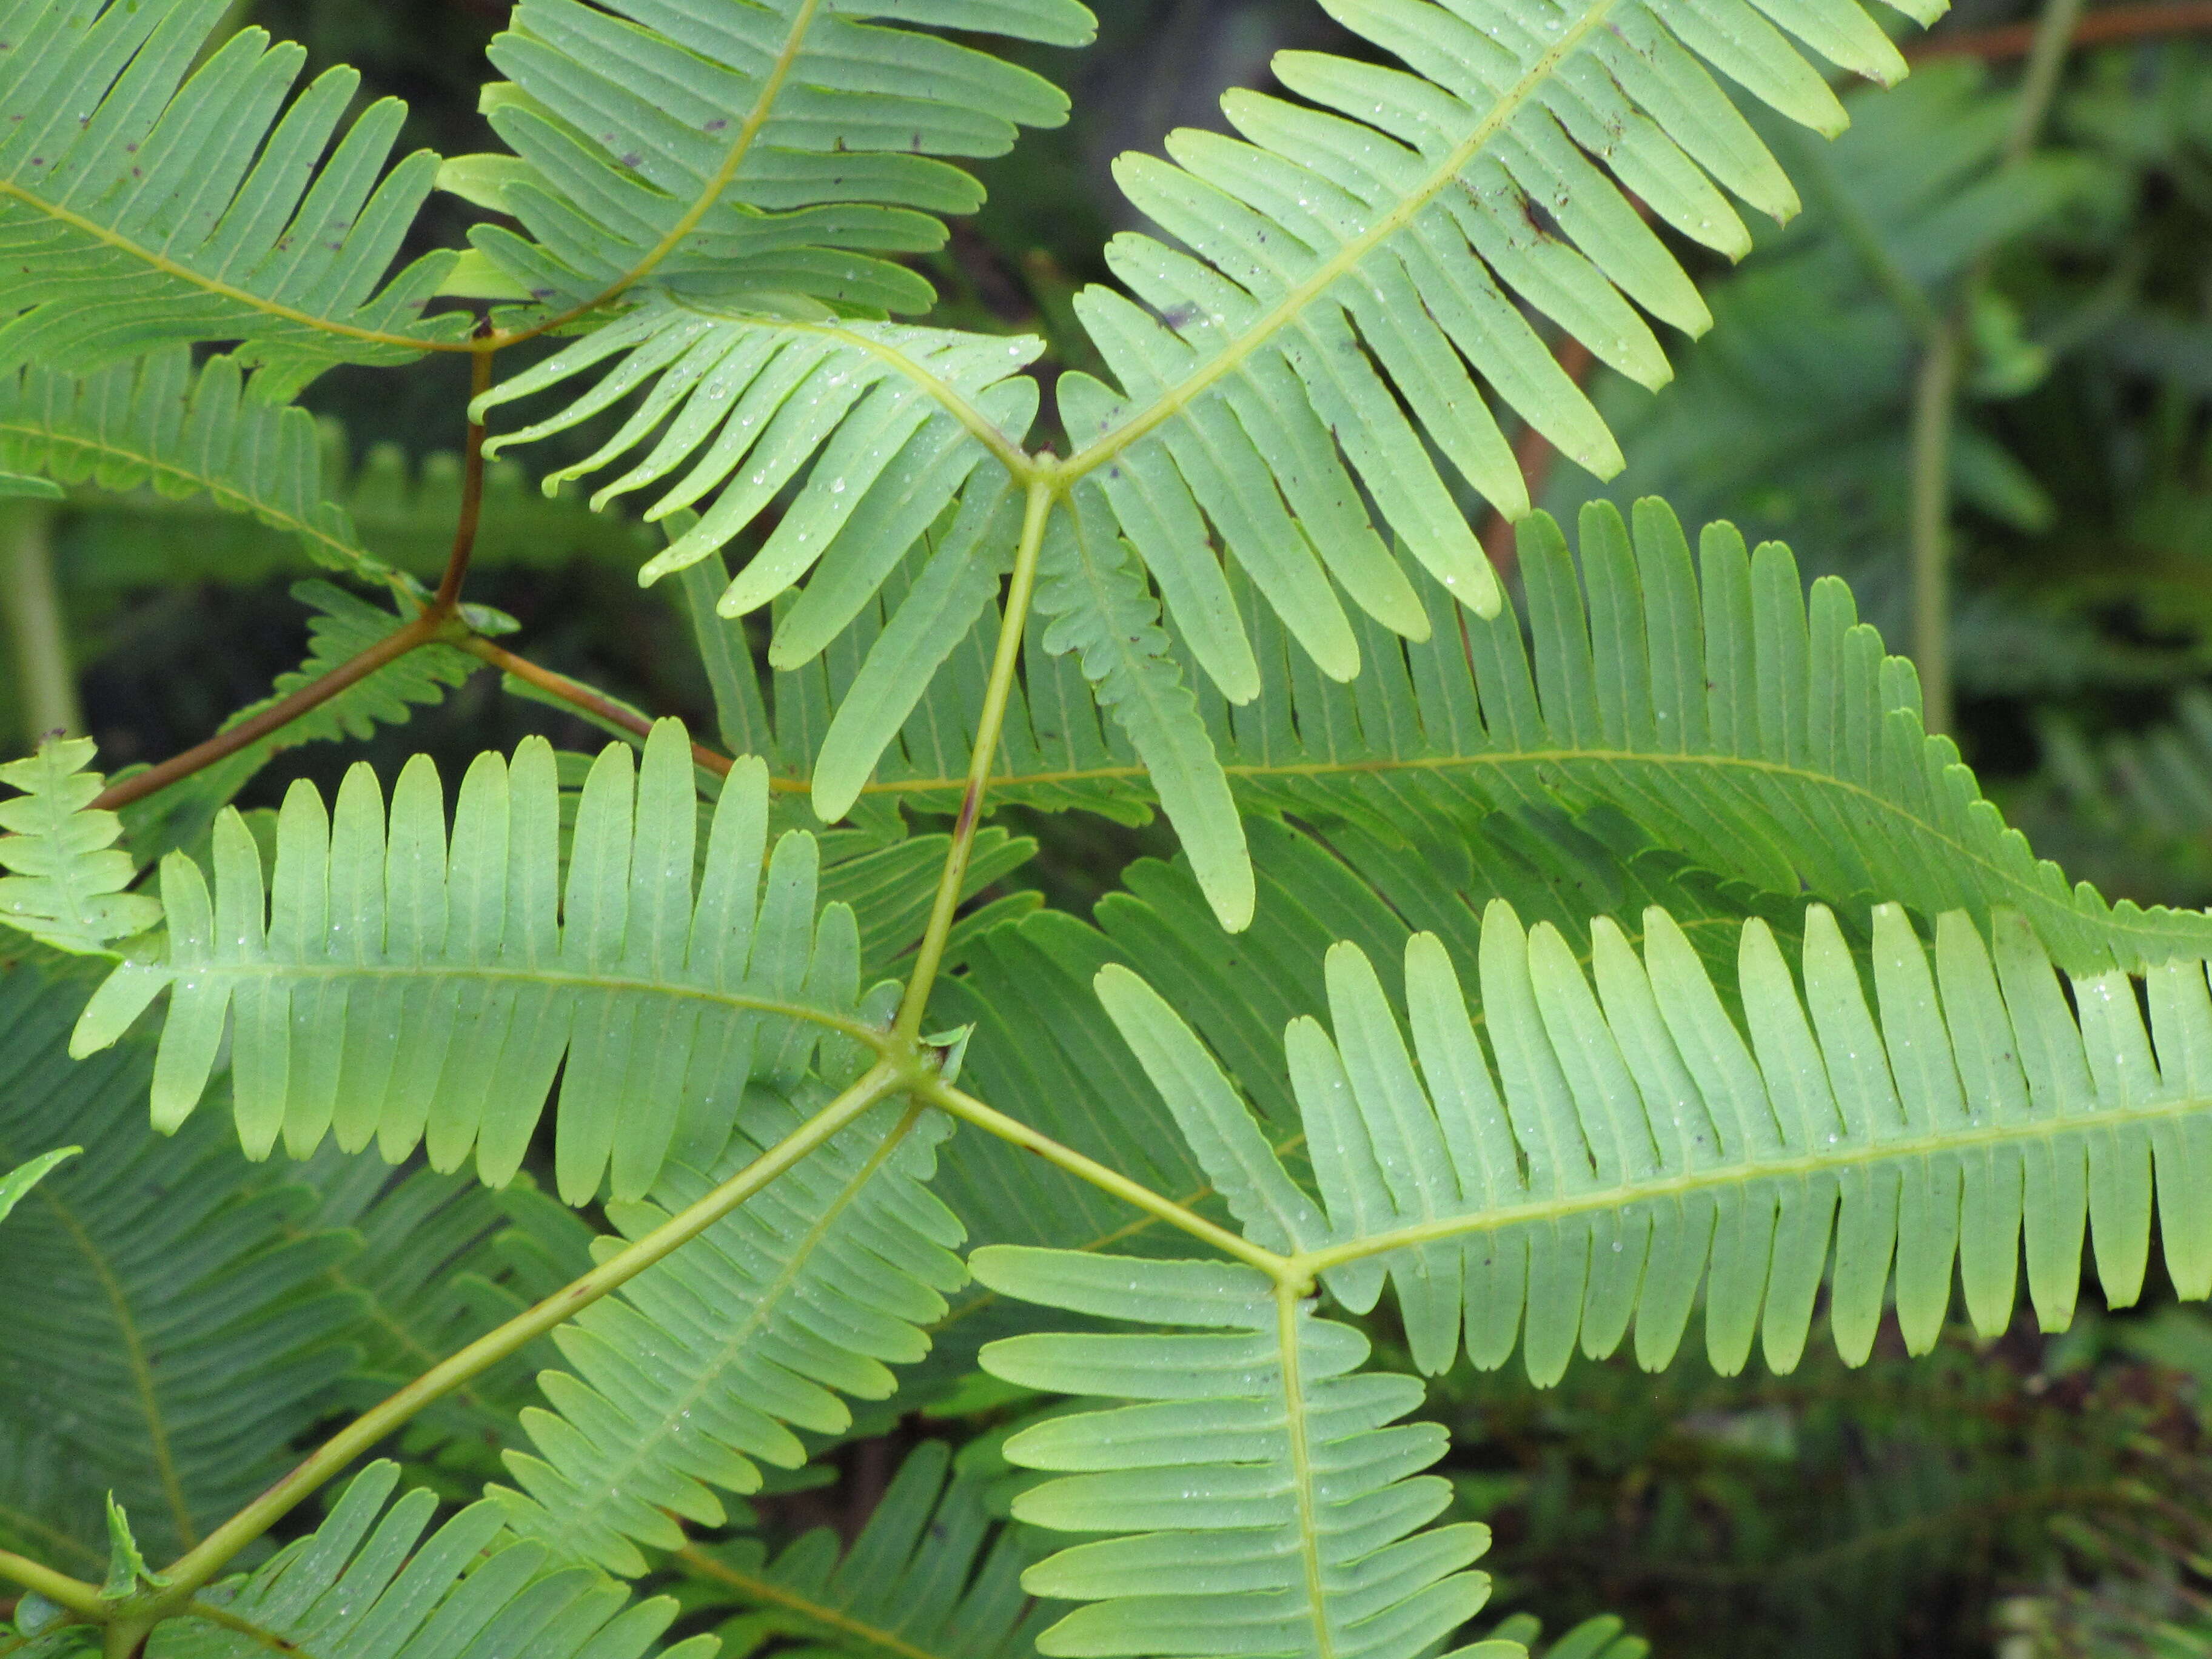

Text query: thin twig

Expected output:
[90,616,443,811]
[460,637,736,777]
[90,341,500,814]
[431,345,495,615]
[921,1074,1294,1280]
[1910,0,2212,57]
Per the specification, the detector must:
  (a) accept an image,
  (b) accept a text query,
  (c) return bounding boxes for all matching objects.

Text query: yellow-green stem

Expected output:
[0,1551,101,1620]
[1909,320,1963,737]
[154,1060,908,1602]
[1,501,79,745]
[2005,0,2088,161]
[893,476,1059,1042]
[922,1076,1295,1280]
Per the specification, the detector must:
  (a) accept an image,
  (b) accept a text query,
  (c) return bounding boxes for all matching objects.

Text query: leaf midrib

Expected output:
[0,417,369,572]
[1305,1085,2212,1273]
[28,1182,196,1548]
[148,961,876,1045]
[1275,1281,1335,1659]
[0,186,446,357]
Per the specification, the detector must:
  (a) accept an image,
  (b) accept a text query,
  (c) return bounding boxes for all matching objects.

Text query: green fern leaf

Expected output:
[1028,481,1250,928]
[785,496,2212,974]
[1099,893,2212,1383]
[145,1461,715,1659]
[973,1247,1498,1659]
[0,351,386,579]
[73,720,866,1203]
[906,805,1810,1386]
[472,0,1960,928]
[0,0,467,391]
[454,0,1093,314]
[1052,0,1946,651]
[682,1439,1056,1659]
[472,298,1043,617]
[0,738,163,954]
[494,1087,965,1577]
[0,954,360,1563]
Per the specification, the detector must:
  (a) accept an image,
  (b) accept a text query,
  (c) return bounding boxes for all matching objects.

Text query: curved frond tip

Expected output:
[0,738,161,955]
[1047,0,1946,682]
[1098,896,2212,1385]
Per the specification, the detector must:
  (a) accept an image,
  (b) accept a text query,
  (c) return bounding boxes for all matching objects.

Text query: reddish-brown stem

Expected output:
[92,617,441,811]
[432,345,495,615]
[90,346,503,815]
[460,637,736,777]
[1481,335,1595,581]
[1910,0,2212,56]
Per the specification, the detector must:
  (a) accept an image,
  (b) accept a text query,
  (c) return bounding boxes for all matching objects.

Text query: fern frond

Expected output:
[116,581,477,867]
[1100,891,2212,1383]
[473,300,1042,610]
[778,497,2212,973]
[1048,0,1946,660]
[493,1087,965,1577]
[682,1440,1055,1659]
[973,1247,1499,1659]
[455,0,1093,315]
[0,0,466,390]
[0,954,359,1561]
[146,1461,714,1659]
[0,350,385,578]
[0,739,163,954]
[922,804,1788,1349]
[74,720,868,1204]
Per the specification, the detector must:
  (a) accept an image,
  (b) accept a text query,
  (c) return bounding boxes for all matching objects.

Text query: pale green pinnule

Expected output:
[0,737,161,954]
